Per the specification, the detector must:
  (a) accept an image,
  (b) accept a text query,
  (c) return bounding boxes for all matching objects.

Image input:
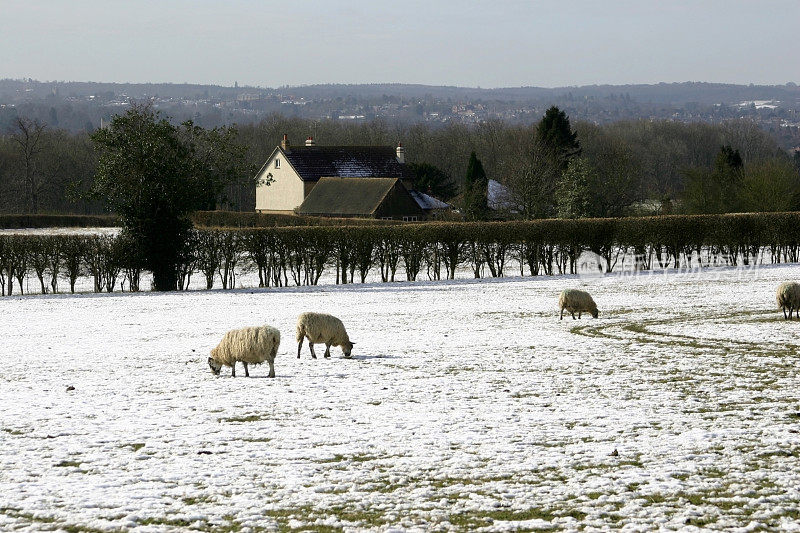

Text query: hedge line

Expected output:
[0,211,396,229]
[2,212,800,295]
[191,210,402,228]
[0,214,120,229]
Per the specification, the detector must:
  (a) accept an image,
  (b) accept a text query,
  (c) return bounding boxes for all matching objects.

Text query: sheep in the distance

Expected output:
[296,312,354,359]
[208,325,280,377]
[559,289,599,320]
[776,281,800,319]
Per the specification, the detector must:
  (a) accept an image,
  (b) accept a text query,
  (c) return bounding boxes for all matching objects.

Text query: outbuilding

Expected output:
[296,177,424,221]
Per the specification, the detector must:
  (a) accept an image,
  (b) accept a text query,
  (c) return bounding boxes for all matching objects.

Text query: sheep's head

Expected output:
[208,356,222,375]
[591,308,599,319]
[343,341,354,358]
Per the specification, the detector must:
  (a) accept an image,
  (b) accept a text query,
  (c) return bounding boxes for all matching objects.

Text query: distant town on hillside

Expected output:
[2,79,799,151]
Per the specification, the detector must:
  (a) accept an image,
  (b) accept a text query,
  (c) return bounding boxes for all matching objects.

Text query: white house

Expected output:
[255,135,416,215]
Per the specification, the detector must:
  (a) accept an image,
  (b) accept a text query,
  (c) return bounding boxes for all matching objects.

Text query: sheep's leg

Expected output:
[783,307,788,319]
[268,360,275,378]
[578,311,582,319]
[297,340,303,358]
[324,344,331,358]
[231,363,236,378]
[243,362,249,377]
[571,312,576,320]
[560,308,564,320]
[309,341,317,359]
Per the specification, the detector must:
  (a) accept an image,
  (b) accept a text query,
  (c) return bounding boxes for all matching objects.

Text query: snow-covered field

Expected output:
[1,265,800,531]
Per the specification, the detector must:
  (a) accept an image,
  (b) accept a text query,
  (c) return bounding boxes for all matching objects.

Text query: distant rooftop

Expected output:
[282,145,410,182]
[409,190,449,211]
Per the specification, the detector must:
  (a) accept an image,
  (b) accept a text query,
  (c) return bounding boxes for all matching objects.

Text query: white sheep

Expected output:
[559,289,599,320]
[776,281,800,320]
[208,325,280,377]
[296,312,354,359]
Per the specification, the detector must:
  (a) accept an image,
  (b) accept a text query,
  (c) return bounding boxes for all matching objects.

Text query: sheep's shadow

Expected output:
[345,353,399,360]
[210,374,279,379]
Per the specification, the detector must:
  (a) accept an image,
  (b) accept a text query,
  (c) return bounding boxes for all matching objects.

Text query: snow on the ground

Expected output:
[0,227,119,236]
[1,265,800,531]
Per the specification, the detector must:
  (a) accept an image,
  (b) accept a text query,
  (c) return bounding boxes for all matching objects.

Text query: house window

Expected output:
[402,216,418,222]
[275,158,281,169]
[380,217,393,220]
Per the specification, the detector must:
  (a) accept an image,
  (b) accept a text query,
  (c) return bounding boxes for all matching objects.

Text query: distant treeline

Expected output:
[4,78,799,106]
[3,212,800,296]
[0,112,797,216]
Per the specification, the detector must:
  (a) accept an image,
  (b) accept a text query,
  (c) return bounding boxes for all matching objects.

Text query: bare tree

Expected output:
[11,117,47,213]
[502,134,561,219]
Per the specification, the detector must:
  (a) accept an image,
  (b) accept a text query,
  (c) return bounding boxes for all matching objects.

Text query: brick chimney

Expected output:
[396,142,405,164]
[281,133,290,150]
[305,136,316,146]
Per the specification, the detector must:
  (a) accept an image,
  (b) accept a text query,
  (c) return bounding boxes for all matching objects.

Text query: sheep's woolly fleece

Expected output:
[296,312,351,347]
[558,288,598,318]
[1,265,800,531]
[210,325,280,367]
[776,281,800,314]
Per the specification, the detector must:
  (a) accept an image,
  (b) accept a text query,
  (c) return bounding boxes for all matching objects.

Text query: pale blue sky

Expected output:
[2,0,797,87]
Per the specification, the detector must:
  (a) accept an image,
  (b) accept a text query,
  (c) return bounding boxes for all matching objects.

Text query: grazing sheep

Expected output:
[776,281,800,319]
[296,312,354,359]
[208,325,280,378]
[559,289,599,320]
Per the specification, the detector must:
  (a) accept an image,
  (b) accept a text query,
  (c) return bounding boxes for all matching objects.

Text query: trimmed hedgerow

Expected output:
[0,214,119,229]
[3,212,800,296]
[191,210,402,228]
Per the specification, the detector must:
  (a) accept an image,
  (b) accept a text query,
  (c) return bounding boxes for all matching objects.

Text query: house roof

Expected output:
[297,177,403,216]
[408,190,450,210]
[282,146,410,182]
[488,179,514,211]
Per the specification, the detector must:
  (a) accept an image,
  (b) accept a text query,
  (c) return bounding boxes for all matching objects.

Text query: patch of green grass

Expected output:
[54,460,82,468]
[371,474,515,496]
[317,454,346,464]
[240,436,272,443]
[758,449,796,458]
[0,507,114,533]
[448,508,560,529]
[684,515,718,527]
[2,428,24,435]
[573,459,642,471]
[349,454,379,463]
[597,512,625,524]
[138,517,196,528]
[321,507,387,528]
[699,467,727,478]
[531,441,567,448]
[120,442,145,451]
[644,493,668,505]
[181,494,215,506]
[218,414,270,423]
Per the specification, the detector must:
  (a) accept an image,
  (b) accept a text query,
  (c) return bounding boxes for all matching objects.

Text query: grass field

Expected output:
[1,264,799,531]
